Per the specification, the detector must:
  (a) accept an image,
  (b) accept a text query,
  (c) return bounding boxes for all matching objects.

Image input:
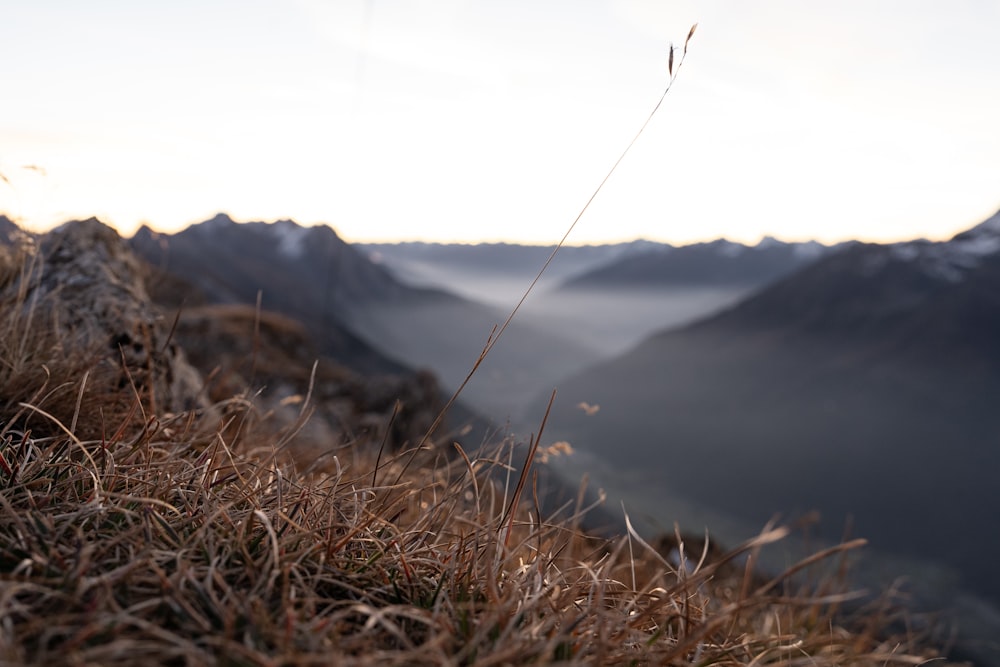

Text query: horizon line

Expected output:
[2,209,995,250]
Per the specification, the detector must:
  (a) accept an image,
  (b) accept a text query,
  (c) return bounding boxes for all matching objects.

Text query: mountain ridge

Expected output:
[537,210,1000,659]
[556,237,837,290]
[129,213,600,419]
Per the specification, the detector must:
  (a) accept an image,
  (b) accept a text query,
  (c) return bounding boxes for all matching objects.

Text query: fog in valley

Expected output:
[348,278,750,419]
[363,247,753,362]
[521,287,752,353]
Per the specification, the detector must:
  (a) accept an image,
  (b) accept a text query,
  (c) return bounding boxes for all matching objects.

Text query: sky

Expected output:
[1,1,998,246]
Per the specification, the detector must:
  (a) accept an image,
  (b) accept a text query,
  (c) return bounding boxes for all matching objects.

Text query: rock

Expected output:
[0,218,208,436]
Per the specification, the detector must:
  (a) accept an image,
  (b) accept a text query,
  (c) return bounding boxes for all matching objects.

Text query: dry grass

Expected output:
[0,245,961,666]
[0,402,959,666]
[0,234,130,444]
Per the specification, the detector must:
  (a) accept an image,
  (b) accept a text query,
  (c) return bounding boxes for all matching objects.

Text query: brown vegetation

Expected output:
[0,221,964,666]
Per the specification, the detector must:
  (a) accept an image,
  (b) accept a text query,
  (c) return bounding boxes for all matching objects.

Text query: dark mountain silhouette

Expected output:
[131,213,413,310]
[540,210,1000,614]
[130,214,413,377]
[130,214,598,418]
[557,237,832,290]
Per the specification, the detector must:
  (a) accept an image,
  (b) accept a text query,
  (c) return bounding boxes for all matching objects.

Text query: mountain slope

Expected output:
[131,215,599,418]
[541,210,1000,610]
[131,214,413,377]
[131,213,415,311]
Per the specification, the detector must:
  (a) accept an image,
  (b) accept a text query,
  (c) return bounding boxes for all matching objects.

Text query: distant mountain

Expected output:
[358,240,664,304]
[557,237,833,290]
[130,214,599,418]
[357,237,837,358]
[360,239,662,281]
[359,238,835,353]
[133,213,414,308]
[130,214,413,377]
[540,210,1000,613]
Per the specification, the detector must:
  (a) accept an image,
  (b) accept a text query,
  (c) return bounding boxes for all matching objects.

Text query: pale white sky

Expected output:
[1,1,998,245]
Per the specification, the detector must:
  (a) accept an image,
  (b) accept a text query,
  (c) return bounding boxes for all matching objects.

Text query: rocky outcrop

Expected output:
[0,218,208,432]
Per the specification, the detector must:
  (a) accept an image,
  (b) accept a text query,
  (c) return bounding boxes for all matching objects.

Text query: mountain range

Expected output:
[361,235,835,355]
[557,237,833,290]
[357,239,661,303]
[360,236,833,303]
[131,214,412,377]
[537,210,1000,631]
[130,213,599,419]
[6,207,1000,661]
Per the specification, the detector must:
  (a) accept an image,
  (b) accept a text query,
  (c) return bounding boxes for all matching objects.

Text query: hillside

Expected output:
[0,217,966,665]
[131,215,600,419]
[539,210,1000,663]
[130,214,412,377]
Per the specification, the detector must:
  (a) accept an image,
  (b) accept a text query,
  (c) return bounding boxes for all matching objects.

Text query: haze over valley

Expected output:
[361,236,830,356]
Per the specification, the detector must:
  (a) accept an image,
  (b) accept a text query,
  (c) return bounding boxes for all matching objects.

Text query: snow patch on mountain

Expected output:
[950,233,1000,259]
[271,219,309,258]
[887,210,1000,283]
[889,243,921,262]
[886,241,966,282]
